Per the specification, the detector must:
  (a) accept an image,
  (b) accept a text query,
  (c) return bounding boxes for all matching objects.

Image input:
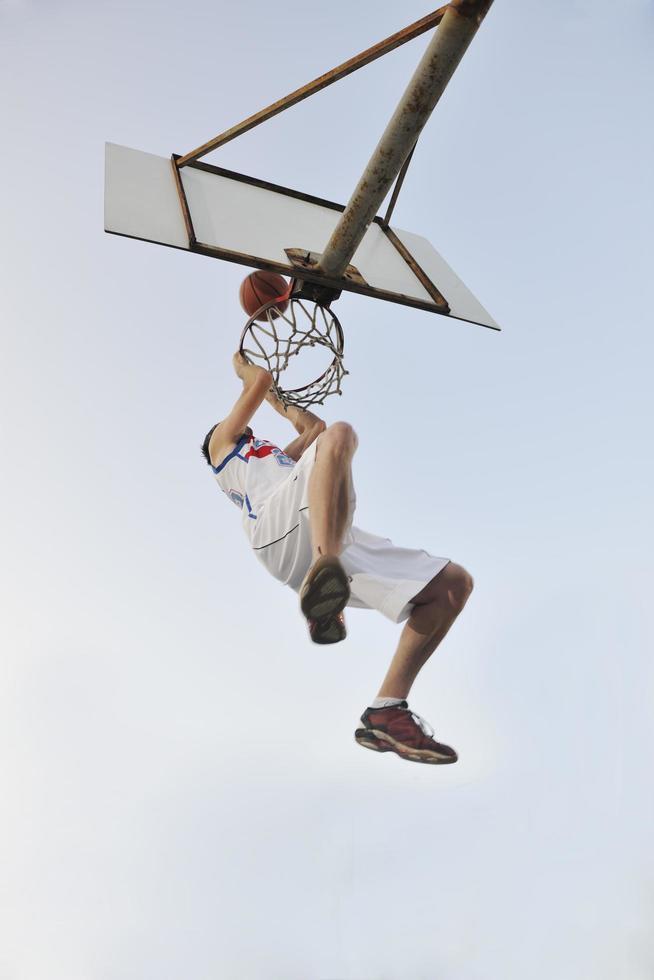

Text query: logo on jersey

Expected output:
[225,488,244,508]
[223,488,257,519]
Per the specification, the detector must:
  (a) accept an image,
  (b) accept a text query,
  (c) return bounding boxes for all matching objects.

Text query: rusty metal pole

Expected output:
[317,0,494,280]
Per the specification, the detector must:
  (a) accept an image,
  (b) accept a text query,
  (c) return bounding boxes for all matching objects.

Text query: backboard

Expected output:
[104,143,499,331]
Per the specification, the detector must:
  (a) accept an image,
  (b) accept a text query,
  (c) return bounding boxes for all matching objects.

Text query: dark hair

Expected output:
[201,423,220,466]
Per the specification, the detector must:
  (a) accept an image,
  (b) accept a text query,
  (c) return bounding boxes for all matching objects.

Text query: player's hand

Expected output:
[232,351,250,381]
[233,351,273,388]
[265,385,283,406]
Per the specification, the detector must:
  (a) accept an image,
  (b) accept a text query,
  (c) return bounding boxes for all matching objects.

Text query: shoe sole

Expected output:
[310,616,347,645]
[300,560,350,621]
[354,728,457,765]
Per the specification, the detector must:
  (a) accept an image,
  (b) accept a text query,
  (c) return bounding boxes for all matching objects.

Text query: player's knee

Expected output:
[324,421,358,453]
[446,563,474,612]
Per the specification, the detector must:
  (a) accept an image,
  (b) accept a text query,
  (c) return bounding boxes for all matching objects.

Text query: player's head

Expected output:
[201,423,220,466]
[201,423,253,466]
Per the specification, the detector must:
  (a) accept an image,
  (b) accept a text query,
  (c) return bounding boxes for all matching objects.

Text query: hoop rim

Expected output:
[239,295,345,400]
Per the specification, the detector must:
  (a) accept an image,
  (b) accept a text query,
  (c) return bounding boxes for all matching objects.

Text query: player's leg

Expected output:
[355,563,473,764]
[377,562,474,699]
[307,421,358,561]
[299,422,358,643]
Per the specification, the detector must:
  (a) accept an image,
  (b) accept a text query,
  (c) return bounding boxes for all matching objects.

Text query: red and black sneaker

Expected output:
[355,702,458,765]
[300,556,350,645]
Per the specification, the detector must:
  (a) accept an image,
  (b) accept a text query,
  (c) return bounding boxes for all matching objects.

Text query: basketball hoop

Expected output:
[239,296,347,410]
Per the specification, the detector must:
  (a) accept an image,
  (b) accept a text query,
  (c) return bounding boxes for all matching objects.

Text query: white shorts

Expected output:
[250,441,450,624]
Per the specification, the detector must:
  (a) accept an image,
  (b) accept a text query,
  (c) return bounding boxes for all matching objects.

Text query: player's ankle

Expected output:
[370,696,406,709]
[312,548,341,563]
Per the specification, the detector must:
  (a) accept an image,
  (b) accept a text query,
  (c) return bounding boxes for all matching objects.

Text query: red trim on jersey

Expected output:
[245,442,278,461]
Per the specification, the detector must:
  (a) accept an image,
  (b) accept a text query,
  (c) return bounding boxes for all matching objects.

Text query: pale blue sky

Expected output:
[2,1,653,978]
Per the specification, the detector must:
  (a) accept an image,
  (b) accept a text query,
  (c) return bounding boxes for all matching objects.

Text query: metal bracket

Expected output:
[285,248,368,287]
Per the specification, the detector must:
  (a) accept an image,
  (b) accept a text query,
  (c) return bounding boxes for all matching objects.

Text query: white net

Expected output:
[239,297,347,409]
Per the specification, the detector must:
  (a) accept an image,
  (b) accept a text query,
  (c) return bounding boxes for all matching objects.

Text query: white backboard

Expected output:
[104,142,499,330]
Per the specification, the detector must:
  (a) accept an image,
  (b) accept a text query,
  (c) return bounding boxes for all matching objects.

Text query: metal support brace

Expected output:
[317,0,494,281]
[176,6,449,169]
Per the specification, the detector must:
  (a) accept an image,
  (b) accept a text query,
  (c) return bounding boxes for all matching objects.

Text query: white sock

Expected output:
[370,696,405,709]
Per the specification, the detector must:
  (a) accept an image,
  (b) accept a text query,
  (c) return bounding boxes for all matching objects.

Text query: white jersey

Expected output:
[210,431,296,537]
[209,435,451,625]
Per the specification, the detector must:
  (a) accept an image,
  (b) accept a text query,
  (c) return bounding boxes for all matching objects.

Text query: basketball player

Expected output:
[201,352,474,765]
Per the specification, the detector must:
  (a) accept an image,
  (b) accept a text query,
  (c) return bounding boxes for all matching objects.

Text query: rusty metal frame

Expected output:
[170,154,197,247]
[380,225,449,312]
[381,142,418,229]
[317,0,495,279]
[176,6,449,168]
[167,0,497,327]
[168,155,458,318]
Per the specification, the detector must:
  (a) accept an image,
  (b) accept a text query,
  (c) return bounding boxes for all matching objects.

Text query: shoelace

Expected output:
[407,708,434,739]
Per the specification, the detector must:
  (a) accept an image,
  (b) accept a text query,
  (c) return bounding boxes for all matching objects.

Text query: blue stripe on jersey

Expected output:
[211,433,250,474]
[244,494,257,519]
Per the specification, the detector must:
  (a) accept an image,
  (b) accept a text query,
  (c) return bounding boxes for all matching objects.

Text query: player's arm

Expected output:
[265,388,326,461]
[208,353,273,461]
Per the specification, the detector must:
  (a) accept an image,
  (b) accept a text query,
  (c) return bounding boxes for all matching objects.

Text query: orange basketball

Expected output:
[239,271,290,321]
